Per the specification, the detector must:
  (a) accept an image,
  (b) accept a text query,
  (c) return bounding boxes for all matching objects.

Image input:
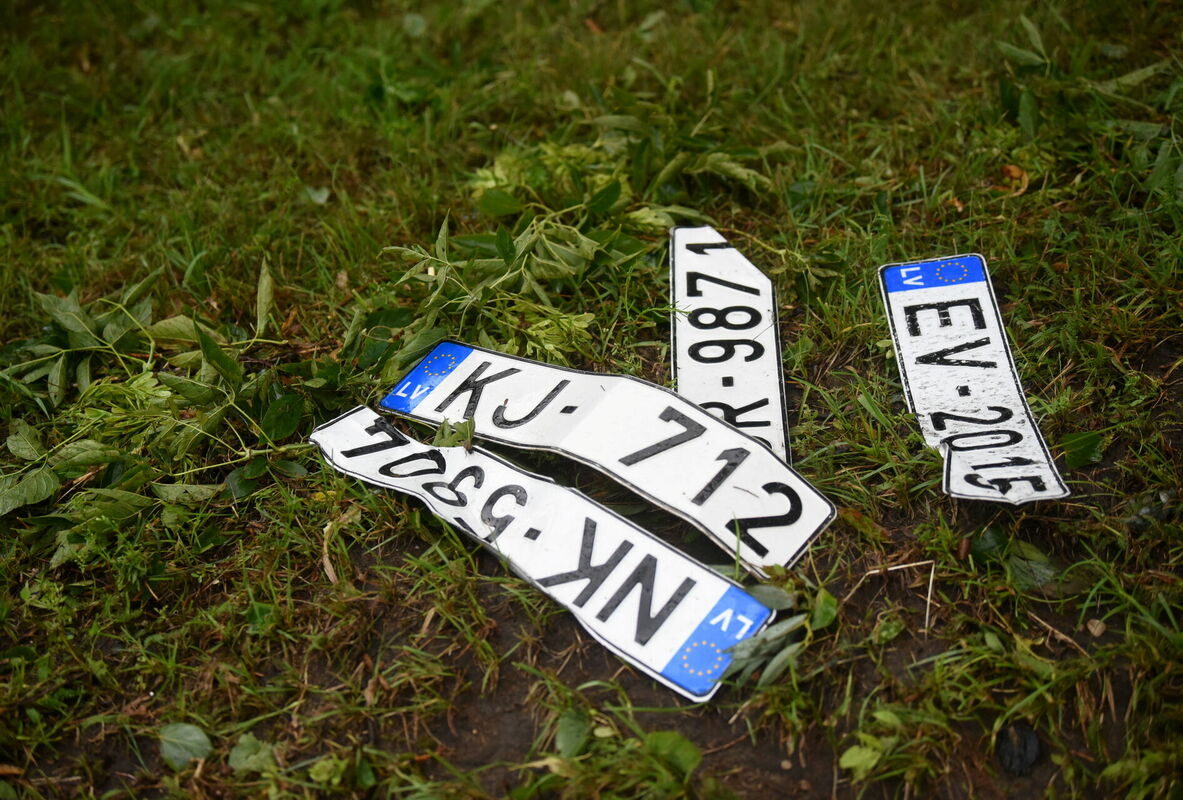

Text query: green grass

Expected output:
[2,0,1182,796]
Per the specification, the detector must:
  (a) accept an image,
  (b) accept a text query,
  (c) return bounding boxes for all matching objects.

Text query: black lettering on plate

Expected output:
[729,482,803,558]
[434,361,521,419]
[537,518,632,607]
[970,455,1036,471]
[701,398,771,429]
[685,242,733,256]
[688,339,764,363]
[691,447,750,506]
[619,407,706,466]
[378,450,445,478]
[942,429,1023,451]
[492,379,570,428]
[915,337,997,369]
[684,271,758,297]
[689,306,760,331]
[595,555,696,645]
[930,406,1013,430]
[480,484,528,541]
[341,418,409,458]
[903,298,987,337]
[422,466,485,507]
[965,474,1048,494]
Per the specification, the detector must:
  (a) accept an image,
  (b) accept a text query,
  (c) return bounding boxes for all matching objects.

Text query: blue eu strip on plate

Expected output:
[882,255,987,294]
[380,342,474,413]
[660,585,772,697]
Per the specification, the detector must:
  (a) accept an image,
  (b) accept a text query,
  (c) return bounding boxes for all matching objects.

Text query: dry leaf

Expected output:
[1001,164,1030,196]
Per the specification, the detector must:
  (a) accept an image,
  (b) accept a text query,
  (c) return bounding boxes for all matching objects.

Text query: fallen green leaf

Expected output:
[478,188,524,217]
[6,420,44,461]
[255,261,274,336]
[151,483,221,504]
[495,225,516,265]
[810,587,838,630]
[159,722,212,771]
[225,467,258,500]
[0,467,61,517]
[644,731,701,779]
[1060,431,1104,469]
[747,584,799,610]
[757,640,804,686]
[261,393,304,442]
[586,179,621,214]
[146,316,225,345]
[839,744,882,781]
[228,732,276,774]
[48,353,68,407]
[996,40,1045,66]
[196,325,243,388]
[555,709,591,758]
[271,460,309,479]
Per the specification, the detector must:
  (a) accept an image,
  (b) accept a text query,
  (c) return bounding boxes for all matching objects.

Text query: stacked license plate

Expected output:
[310,231,1066,700]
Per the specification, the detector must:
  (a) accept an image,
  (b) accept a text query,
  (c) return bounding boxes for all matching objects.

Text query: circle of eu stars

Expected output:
[934,260,970,284]
[679,640,726,677]
[421,351,459,377]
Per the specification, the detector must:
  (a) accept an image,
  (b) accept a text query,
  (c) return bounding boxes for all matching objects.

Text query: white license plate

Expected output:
[310,407,774,700]
[670,226,791,463]
[380,342,834,576]
[879,255,1068,503]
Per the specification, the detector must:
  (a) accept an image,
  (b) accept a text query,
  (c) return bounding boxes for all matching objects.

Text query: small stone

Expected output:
[1087,619,1107,637]
[997,722,1040,776]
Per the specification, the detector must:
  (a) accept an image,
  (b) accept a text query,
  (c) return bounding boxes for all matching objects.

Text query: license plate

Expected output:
[879,254,1068,503]
[670,226,792,463]
[310,406,774,700]
[379,342,834,576]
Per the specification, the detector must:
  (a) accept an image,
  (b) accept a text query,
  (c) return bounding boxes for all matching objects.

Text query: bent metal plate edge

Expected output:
[878,254,1068,504]
[379,342,835,577]
[670,226,792,463]
[310,406,774,701]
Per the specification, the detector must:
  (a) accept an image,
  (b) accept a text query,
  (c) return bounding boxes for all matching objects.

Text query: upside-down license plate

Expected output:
[879,254,1068,503]
[670,226,792,463]
[379,342,834,576]
[310,407,773,701]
